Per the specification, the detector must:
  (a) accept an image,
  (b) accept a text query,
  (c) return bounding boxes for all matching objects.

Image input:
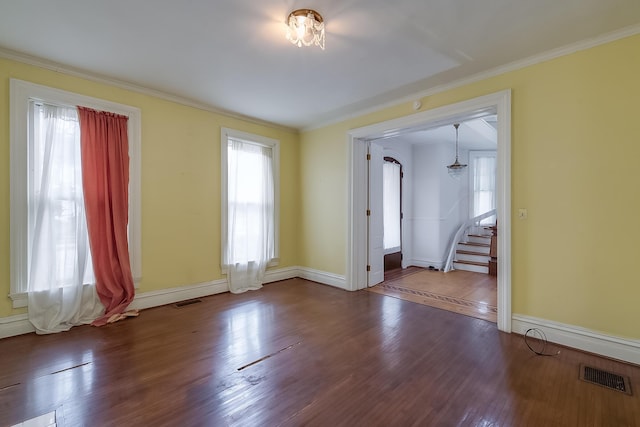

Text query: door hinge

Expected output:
[400,212,404,219]
[366,265,371,272]
[366,153,371,160]
[366,209,371,216]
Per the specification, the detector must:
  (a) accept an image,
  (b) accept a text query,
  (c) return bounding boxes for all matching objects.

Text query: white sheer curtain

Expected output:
[27,102,103,334]
[383,161,401,251]
[226,139,275,294]
[471,154,496,225]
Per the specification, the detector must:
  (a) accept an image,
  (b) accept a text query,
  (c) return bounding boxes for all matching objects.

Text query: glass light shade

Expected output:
[447,123,467,179]
[447,161,467,179]
[286,9,325,50]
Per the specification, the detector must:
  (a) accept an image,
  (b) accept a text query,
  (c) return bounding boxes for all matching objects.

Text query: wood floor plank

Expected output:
[368,267,498,322]
[0,279,638,426]
[370,269,498,322]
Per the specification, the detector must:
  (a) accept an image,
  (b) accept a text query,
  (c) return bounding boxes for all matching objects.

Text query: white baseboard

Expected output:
[0,313,35,339]
[264,266,300,283]
[512,314,640,365]
[0,280,232,339]
[409,258,444,270]
[3,285,638,367]
[128,279,229,311]
[297,267,347,290]
[130,266,301,311]
[0,266,307,339]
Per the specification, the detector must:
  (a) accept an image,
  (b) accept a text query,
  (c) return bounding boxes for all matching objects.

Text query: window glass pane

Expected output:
[227,138,275,264]
[471,154,496,225]
[28,101,95,290]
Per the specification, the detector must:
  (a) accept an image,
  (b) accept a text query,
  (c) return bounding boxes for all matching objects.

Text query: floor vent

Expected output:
[580,364,632,395]
[174,298,202,308]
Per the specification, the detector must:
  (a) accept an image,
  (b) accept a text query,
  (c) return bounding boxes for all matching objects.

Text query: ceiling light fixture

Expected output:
[446,123,467,178]
[286,9,325,50]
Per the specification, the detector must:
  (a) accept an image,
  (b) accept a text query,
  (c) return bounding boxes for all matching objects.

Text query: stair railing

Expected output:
[443,209,496,272]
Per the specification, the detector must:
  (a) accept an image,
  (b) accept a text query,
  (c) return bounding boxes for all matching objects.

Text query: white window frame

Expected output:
[220,127,280,272]
[468,150,497,223]
[9,79,142,308]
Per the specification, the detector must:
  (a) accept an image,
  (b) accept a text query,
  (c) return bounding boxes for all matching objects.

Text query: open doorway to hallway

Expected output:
[347,90,512,331]
[367,114,498,322]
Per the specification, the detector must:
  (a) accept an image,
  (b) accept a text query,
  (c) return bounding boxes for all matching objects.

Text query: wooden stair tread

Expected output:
[467,234,492,238]
[456,250,490,256]
[459,241,490,247]
[454,260,489,267]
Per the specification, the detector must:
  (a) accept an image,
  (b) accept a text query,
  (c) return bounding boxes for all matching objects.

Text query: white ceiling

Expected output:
[376,116,497,151]
[1,1,639,129]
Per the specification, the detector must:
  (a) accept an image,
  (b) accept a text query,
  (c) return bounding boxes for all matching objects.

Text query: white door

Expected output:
[368,143,384,286]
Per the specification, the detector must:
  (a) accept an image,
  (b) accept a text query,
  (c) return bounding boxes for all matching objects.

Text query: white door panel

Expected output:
[368,143,384,286]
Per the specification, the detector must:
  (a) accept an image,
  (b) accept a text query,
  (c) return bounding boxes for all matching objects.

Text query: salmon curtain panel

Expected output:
[78,107,137,326]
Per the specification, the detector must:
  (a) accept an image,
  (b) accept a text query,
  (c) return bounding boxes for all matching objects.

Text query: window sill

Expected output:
[9,293,27,309]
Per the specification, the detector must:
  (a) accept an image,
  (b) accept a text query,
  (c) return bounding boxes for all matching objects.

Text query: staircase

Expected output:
[443,209,496,273]
[452,233,492,274]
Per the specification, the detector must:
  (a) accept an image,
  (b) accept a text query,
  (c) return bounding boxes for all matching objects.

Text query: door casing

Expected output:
[346,90,512,332]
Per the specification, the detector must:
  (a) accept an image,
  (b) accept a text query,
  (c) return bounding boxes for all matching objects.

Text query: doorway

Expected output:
[347,90,512,332]
[383,157,403,272]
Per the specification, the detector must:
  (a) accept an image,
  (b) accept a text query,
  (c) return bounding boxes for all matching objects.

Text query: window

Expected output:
[469,151,496,225]
[27,102,96,291]
[221,128,279,271]
[9,79,141,308]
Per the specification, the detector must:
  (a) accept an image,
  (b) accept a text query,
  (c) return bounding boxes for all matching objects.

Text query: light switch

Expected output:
[518,209,528,219]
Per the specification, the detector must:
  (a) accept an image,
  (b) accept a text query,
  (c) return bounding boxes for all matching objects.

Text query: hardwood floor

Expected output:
[1,279,639,426]
[372,268,497,322]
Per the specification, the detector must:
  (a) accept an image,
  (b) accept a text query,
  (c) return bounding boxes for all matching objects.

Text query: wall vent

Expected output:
[580,364,632,395]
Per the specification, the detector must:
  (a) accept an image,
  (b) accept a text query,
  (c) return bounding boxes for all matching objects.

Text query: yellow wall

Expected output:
[0,58,300,318]
[300,34,640,340]
[2,34,639,342]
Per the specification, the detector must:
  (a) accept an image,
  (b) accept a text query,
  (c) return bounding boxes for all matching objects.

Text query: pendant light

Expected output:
[446,123,467,178]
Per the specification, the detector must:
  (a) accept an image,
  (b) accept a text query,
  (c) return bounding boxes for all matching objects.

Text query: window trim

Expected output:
[220,127,280,273]
[468,150,497,223]
[9,79,142,308]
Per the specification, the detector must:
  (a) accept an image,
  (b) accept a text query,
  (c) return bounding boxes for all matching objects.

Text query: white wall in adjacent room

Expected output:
[410,142,469,269]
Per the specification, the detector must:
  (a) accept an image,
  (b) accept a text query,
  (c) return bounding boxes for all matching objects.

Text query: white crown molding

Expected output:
[303,23,640,132]
[0,47,297,134]
[512,314,640,366]
[2,23,637,134]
